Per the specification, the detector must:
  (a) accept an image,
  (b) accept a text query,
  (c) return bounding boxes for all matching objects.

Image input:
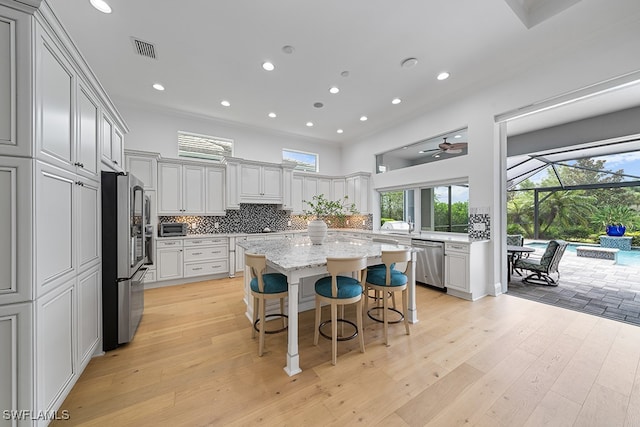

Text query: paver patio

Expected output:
[507,245,640,326]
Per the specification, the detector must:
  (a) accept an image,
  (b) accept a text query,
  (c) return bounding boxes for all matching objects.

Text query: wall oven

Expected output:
[101,171,148,351]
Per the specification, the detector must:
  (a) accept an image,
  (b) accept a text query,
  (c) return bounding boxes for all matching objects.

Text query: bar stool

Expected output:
[364,248,411,346]
[314,256,367,365]
[245,253,288,357]
[367,237,399,308]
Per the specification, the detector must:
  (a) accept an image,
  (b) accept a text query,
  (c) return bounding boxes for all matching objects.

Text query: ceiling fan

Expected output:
[420,137,468,157]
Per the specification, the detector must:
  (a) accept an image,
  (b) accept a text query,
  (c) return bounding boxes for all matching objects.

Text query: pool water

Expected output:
[526,241,640,267]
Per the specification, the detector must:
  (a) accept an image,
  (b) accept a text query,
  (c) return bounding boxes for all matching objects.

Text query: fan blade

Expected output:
[448,142,468,150]
[419,148,440,154]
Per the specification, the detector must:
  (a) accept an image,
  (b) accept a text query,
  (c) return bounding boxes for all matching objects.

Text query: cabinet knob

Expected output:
[113,160,118,164]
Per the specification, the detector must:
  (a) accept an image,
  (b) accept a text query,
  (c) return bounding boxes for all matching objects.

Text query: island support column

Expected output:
[407,251,419,324]
[284,274,302,376]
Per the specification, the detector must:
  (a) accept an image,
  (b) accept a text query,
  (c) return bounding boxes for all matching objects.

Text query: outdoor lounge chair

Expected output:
[513,240,568,286]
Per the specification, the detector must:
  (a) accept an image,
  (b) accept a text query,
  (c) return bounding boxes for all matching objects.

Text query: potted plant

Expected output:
[302,194,358,244]
[591,205,638,236]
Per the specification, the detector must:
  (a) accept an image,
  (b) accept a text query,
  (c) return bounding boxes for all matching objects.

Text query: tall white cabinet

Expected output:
[0,1,128,424]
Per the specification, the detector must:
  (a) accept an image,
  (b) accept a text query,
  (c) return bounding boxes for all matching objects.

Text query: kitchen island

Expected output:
[237,235,418,376]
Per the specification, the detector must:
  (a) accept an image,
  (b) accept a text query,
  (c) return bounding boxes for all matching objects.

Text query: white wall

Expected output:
[341,17,640,296]
[116,101,344,175]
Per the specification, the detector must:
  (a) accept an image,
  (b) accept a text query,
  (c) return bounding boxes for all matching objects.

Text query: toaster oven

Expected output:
[159,222,188,237]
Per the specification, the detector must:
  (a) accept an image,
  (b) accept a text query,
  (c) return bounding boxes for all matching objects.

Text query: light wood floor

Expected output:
[53,277,640,426]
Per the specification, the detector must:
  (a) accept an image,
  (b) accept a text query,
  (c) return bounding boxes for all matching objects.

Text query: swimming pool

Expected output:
[526,241,640,267]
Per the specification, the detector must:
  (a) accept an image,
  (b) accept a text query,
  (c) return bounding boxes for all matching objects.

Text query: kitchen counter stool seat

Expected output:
[314,256,368,366]
[365,249,412,345]
[246,253,289,357]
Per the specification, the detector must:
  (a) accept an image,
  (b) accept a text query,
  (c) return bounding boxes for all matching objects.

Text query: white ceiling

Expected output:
[47,0,640,145]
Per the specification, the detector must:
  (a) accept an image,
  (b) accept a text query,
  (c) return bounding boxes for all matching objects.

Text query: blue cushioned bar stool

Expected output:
[314,256,367,366]
[364,249,411,346]
[367,237,399,307]
[245,253,289,357]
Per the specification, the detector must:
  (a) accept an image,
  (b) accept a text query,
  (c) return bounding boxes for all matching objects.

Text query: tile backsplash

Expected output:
[159,203,373,234]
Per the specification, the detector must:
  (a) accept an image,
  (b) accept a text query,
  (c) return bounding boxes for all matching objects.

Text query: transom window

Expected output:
[283,148,319,172]
[178,131,233,161]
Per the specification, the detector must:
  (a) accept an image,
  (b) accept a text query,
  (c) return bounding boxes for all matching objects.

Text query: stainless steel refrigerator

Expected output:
[101,171,148,351]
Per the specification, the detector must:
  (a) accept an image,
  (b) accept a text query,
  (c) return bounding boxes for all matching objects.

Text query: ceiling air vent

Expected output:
[131,37,157,59]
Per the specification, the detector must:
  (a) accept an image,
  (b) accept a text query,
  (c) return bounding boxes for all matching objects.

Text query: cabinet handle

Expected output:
[192,267,203,271]
[192,240,202,244]
[192,252,202,255]
[113,160,118,164]
[75,181,84,186]
[73,162,84,167]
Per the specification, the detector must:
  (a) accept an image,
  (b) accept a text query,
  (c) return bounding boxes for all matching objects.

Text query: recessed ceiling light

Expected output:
[454,134,462,139]
[313,102,324,108]
[262,61,275,71]
[306,122,314,127]
[89,0,112,13]
[360,116,368,122]
[221,100,231,107]
[329,86,340,94]
[268,112,277,118]
[337,129,344,134]
[282,45,295,54]
[401,57,418,69]
[152,83,165,91]
[392,98,402,105]
[402,146,408,150]
[437,72,450,81]
[434,154,441,158]
[341,71,350,78]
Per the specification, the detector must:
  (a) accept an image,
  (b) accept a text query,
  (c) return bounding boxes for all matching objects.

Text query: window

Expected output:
[178,131,233,161]
[421,185,469,233]
[375,127,468,173]
[283,148,318,172]
[380,190,415,225]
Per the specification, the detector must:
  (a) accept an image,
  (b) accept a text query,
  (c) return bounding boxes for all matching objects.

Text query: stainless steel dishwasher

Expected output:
[411,239,445,288]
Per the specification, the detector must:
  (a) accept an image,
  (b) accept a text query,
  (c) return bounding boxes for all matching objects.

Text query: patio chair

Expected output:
[506,234,524,246]
[513,240,568,286]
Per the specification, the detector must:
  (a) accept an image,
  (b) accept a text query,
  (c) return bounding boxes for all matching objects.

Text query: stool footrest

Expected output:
[253,313,288,334]
[318,319,358,341]
[367,306,404,324]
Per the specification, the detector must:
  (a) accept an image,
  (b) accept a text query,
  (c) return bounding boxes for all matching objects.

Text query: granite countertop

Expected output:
[157,229,486,244]
[237,236,410,272]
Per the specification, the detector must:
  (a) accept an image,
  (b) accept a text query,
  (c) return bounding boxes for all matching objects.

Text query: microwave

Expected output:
[159,222,188,237]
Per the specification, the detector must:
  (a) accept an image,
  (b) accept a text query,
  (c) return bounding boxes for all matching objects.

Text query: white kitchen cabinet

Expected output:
[76,177,100,273]
[444,242,469,294]
[158,162,206,215]
[0,301,32,424]
[281,164,295,211]
[444,240,490,301]
[0,3,129,422]
[156,238,230,282]
[290,174,304,214]
[125,150,159,190]
[36,279,76,415]
[35,161,76,297]
[345,173,370,214]
[239,162,283,203]
[76,264,100,369]
[0,6,30,158]
[332,178,346,200]
[157,240,184,281]
[0,157,33,305]
[75,83,100,181]
[36,28,74,171]
[205,165,226,215]
[225,160,241,209]
[100,112,124,172]
[183,238,229,278]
